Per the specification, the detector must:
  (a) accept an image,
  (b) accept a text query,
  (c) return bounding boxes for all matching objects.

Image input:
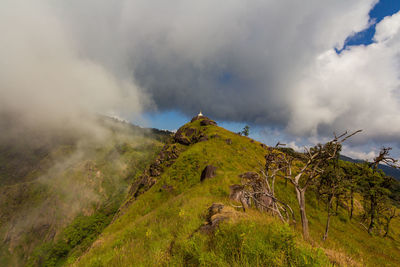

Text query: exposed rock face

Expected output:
[200,203,242,233]
[200,165,217,181]
[115,144,184,220]
[129,173,157,198]
[190,115,217,125]
[198,134,209,142]
[200,117,217,126]
[225,139,232,145]
[174,116,216,145]
[174,128,193,145]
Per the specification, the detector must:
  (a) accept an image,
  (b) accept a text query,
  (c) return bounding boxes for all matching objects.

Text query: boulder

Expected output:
[200,203,242,233]
[200,118,217,126]
[190,115,217,125]
[198,134,209,142]
[200,165,217,181]
[225,139,232,145]
[174,127,198,145]
[174,131,191,145]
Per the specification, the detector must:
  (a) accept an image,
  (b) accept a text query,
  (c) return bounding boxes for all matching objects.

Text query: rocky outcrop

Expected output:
[174,128,193,145]
[129,144,182,198]
[200,203,242,233]
[200,117,217,126]
[128,172,157,198]
[174,127,209,145]
[114,144,184,221]
[190,115,217,126]
[200,165,217,181]
[174,116,216,146]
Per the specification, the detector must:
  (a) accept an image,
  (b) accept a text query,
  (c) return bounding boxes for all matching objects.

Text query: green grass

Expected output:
[71,119,400,267]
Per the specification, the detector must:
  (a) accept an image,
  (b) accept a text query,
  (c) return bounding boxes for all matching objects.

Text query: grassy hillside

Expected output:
[71,117,400,266]
[0,117,170,267]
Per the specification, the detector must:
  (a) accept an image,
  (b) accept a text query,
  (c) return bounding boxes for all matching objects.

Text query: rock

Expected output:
[129,174,157,198]
[200,118,217,126]
[174,127,198,145]
[149,160,163,176]
[174,131,191,145]
[198,134,209,142]
[225,139,232,145]
[200,165,217,181]
[211,134,221,139]
[200,203,242,233]
[185,127,196,136]
[190,115,217,126]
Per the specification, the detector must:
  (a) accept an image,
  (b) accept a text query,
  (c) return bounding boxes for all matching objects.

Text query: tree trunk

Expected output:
[335,195,340,213]
[349,189,354,220]
[368,195,376,234]
[296,187,309,240]
[323,195,334,241]
[384,216,394,237]
[384,220,390,237]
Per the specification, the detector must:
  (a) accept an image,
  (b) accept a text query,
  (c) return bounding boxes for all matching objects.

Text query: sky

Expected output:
[1,0,400,161]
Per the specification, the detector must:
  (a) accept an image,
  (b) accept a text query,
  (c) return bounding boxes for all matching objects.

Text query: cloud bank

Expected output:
[4,0,400,147]
[0,0,146,131]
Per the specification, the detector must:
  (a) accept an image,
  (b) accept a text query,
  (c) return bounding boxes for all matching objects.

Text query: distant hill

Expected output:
[340,155,400,181]
[0,115,171,266]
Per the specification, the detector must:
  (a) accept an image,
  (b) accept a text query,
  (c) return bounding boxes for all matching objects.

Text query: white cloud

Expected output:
[0,0,148,128]
[342,145,377,161]
[288,11,400,144]
[5,0,400,150]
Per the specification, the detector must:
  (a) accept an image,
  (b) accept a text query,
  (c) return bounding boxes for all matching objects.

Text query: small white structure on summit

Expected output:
[198,111,203,117]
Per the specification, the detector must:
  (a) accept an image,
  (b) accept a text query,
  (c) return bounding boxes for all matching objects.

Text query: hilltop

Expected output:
[68,116,400,266]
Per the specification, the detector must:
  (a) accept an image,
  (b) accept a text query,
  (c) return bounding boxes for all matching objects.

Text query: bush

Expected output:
[27,212,112,267]
[171,220,330,266]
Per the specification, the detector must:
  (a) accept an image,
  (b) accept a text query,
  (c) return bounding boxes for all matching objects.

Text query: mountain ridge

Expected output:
[70,116,400,266]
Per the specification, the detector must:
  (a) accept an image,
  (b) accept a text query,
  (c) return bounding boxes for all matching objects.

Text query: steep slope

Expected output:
[0,117,170,266]
[72,116,400,266]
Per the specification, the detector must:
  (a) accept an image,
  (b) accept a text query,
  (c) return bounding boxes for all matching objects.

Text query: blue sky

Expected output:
[140,0,400,157]
[339,0,400,51]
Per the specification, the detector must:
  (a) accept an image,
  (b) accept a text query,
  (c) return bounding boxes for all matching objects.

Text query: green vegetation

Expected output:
[2,116,400,266]
[70,118,400,266]
[0,117,169,267]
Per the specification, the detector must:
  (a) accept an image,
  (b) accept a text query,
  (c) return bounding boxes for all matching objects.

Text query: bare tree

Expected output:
[229,146,295,224]
[282,130,361,240]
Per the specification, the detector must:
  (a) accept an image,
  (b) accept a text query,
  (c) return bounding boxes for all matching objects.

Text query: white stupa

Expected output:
[198,111,203,117]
